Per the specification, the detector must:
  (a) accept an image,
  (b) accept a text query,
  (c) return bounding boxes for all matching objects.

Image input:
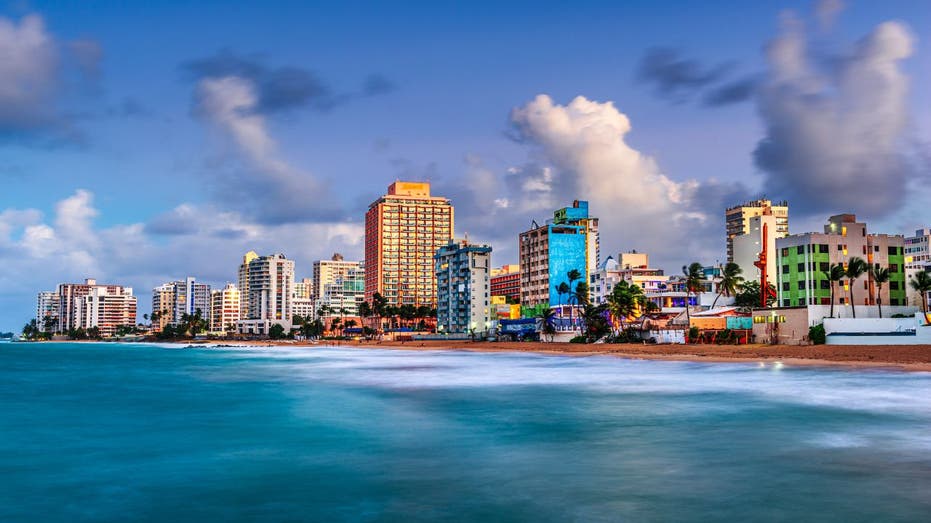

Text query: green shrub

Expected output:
[687,326,700,343]
[569,335,588,344]
[809,323,826,345]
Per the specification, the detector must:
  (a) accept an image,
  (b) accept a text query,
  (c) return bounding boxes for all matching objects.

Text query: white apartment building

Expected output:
[904,228,931,307]
[52,279,134,334]
[590,252,667,305]
[733,213,780,287]
[36,291,60,332]
[238,253,295,335]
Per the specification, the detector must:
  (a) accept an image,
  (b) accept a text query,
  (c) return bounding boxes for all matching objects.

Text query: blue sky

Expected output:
[1,0,929,330]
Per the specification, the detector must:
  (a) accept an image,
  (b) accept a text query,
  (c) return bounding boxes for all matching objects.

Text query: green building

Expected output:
[775,214,906,307]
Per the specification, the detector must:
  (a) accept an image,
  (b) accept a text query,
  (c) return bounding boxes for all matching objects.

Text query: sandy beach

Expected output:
[187,339,931,372]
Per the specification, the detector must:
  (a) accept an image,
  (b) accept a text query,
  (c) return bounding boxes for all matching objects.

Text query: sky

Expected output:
[1,0,929,331]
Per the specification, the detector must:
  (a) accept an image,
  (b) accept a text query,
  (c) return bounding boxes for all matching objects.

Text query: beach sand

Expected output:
[195,339,931,372]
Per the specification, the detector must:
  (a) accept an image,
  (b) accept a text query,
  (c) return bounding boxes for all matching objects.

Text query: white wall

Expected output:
[824,313,931,345]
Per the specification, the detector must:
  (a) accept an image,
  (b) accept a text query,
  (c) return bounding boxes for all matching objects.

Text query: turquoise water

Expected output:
[1,342,929,522]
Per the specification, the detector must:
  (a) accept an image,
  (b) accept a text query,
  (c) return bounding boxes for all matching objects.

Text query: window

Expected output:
[782,282,790,291]
[783,299,790,307]
[890,264,899,273]
[797,263,805,272]
[837,244,844,251]
[798,281,806,290]
[888,246,898,255]
[819,262,830,272]
[782,265,789,274]
[820,280,830,290]
[890,298,900,306]
[797,245,805,255]
[819,244,829,254]
[781,248,789,257]
[874,245,880,252]
[890,281,899,290]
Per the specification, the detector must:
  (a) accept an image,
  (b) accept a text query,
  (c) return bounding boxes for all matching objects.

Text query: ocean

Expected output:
[0,342,929,522]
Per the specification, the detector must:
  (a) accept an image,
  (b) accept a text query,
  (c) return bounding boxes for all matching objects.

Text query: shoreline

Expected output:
[68,338,931,372]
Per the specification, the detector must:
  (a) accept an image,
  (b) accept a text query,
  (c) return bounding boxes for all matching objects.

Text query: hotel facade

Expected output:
[237,253,295,335]
[209,283,241,334]
[726,199,789,263]
[313,254,365,317]
[364,181,454,308]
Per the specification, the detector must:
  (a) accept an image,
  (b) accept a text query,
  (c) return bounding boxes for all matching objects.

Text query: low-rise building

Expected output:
[490,264,520,303]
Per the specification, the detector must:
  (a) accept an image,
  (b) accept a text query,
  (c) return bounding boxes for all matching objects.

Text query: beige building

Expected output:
[210,283,241,334]
[53,279,135,334]
[726,199,788,262]
[314,254,364,317]
[364,181,454,307]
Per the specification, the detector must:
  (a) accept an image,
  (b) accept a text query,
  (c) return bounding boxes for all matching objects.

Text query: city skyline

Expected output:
[2,0,931,330]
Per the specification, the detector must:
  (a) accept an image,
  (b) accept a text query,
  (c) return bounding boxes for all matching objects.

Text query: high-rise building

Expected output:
[209,283,241,334]
[314,255,364,317]
[237,250,259,319]
[52,279,135,334]
[238,253,295,335]
[732,213,780,287]
[364,181,454,307]
[490,264,520,303]
[36,291,60,332]
[726,199,789,262]
[775,214,906,307]
[519,200,599,312]
[151,277,211,329]
[435,239,492,335]
[73,286,137,337]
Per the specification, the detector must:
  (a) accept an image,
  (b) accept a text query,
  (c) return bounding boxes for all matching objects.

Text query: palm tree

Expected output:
[682,262,704,323]
[606,280,645,334]
[909,271,931,314]
[358,302,372,332]
[566,269,582,329]
[871,264,890,319]
[711,262,744,308]
[537,307,557,342]
[827,263,846,318]
[556,282,570,311]
[845,257,869,318]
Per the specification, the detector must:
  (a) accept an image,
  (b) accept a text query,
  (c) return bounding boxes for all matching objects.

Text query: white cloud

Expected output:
[0,14,58,131]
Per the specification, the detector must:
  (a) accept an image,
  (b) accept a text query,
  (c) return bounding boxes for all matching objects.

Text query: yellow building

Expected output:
[364,181,454,307]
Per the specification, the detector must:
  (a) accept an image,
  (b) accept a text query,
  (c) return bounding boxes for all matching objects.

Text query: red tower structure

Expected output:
[753,222,777,308]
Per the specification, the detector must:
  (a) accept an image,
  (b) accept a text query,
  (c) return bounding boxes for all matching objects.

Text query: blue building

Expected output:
[519,200,599,316]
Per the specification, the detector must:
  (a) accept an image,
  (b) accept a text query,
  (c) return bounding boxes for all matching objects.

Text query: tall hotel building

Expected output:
[238,250,259,318]
[150,277,211,330]
[726,199,789,262]
[364,181,454,307]
[519,200,599,311]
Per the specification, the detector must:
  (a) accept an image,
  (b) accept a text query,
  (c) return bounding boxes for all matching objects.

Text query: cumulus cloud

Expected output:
[754,17,916,216]
[183,50,394,114]
[433,94,732,268]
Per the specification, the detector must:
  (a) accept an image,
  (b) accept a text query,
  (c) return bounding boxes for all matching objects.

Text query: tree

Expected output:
[292,315,306,326]
[41,315,57,335]
[87,326,101,340]
[21,319,39,340]
[372,292,388,333]
[330,317,342,336]
[556,282,570,310]
[871,264,890,319]
[358,302,372,331]
[845,257,869,318]
[734,280,776,308]
[682,262,704,322]
[344,319,357,334]
[606,280,645,334]
[302,319,324,339]
[711,262,743,308]
[909,271,931,314]
[580,303,610,342]
[537,308,557,342]
[269,323,287,339]
[827,263,847,318]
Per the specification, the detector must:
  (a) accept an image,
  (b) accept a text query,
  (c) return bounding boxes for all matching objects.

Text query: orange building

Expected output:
[364,181,454,307]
